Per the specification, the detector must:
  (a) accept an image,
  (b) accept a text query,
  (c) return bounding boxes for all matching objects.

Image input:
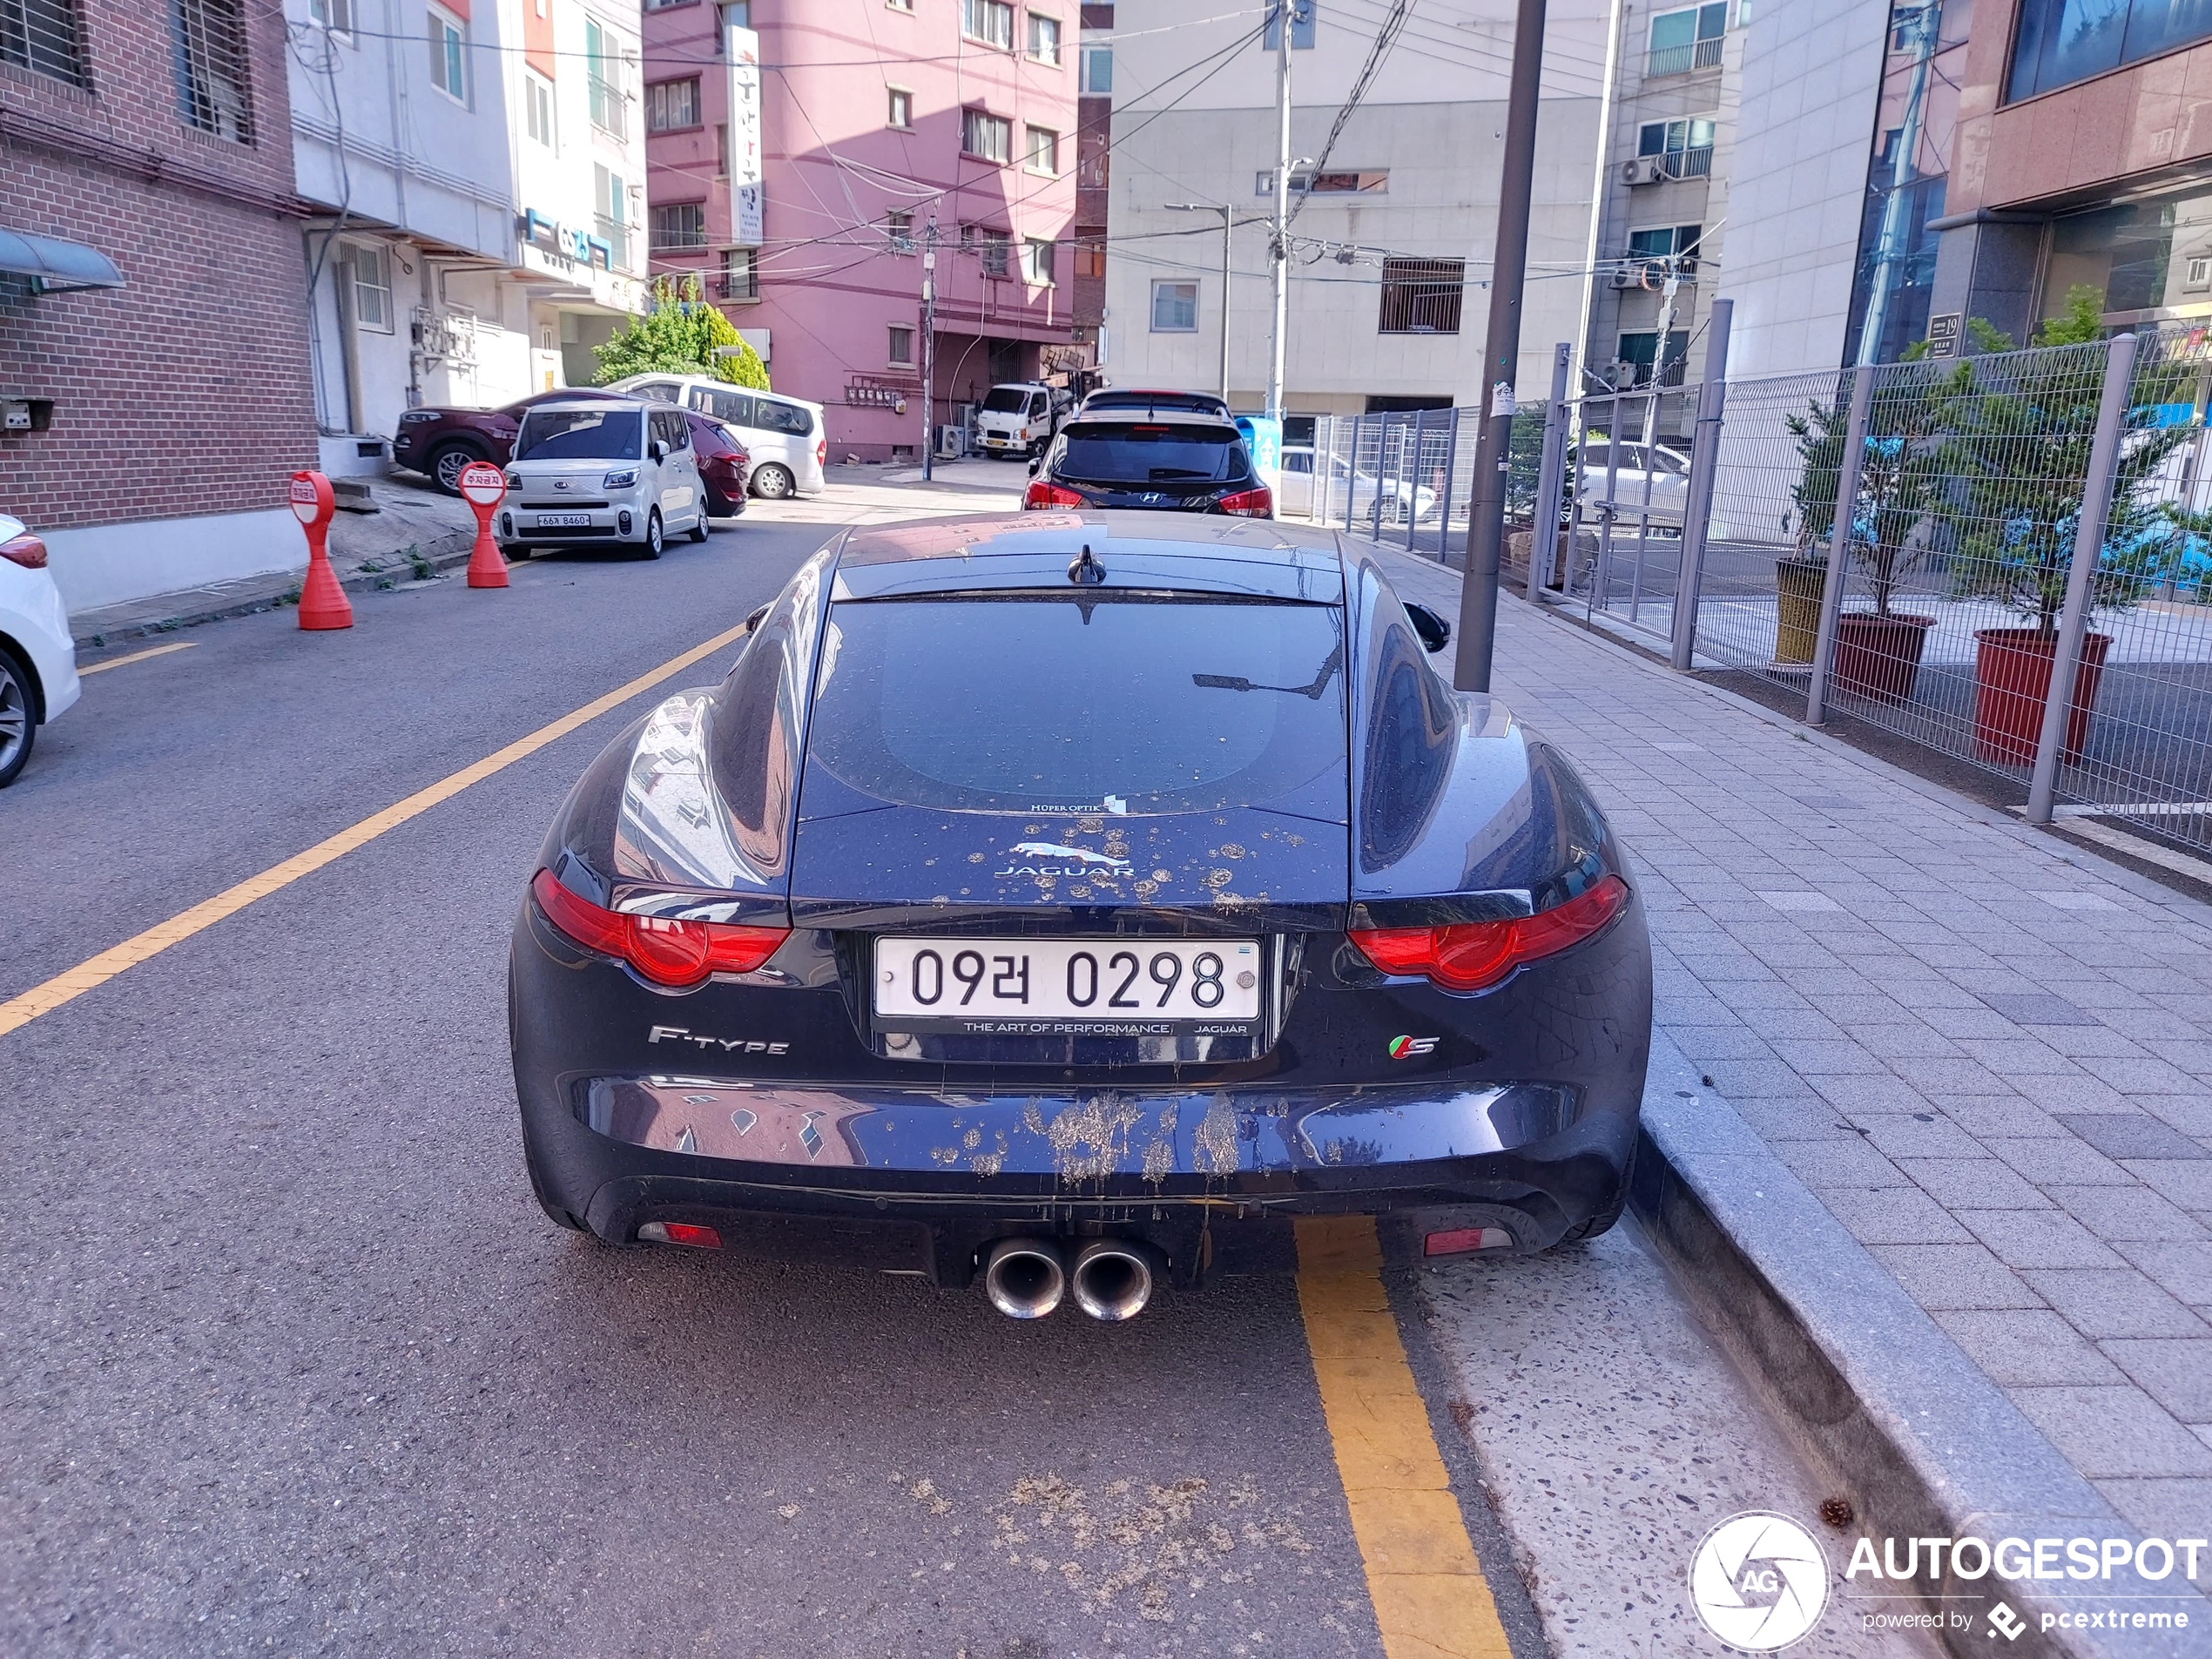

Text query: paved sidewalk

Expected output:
[1377,546,2212,1541]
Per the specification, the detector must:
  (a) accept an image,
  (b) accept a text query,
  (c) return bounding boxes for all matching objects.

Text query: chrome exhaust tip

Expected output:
[981,1238,1066,1319]
[1070,1239,1159,1322]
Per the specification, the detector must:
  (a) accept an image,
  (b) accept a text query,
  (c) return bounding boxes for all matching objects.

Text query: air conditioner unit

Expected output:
[936,424,966,459]
[1608,360,1642,388]
[1608,267,1640,290]
[1621,156,1669,186]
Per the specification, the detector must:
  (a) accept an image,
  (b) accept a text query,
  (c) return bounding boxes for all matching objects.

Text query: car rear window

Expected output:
[1056,422,1248,486]
[1082,392,1229,417]
[807,595,1345,813]
[516,408,642,461]
[755,398,814,436]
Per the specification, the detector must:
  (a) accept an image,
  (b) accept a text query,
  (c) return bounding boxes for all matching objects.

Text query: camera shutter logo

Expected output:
[1689,1512,1829,1650]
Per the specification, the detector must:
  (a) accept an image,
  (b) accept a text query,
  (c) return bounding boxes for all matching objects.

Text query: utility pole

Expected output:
[921,215,938,482]
[1453,0,1547,693]
[1267,2,1293,421]
[1169,203,1234,401]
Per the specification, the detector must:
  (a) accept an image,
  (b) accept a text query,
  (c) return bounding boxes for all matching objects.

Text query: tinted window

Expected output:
[694,386,757,425]
[807,596,1345,813]
[757,398,814,436]
[1283,451,1313,475]
[691,418,737,456]
[981,388,1030,413]
[631,381,682,404]
[516,408,644,461]
[1056,422,1249,485]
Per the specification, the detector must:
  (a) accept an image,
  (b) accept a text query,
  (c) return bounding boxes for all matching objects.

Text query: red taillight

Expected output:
[1219,487,1272,518]
[1349,875,1629,993]
[1425,1226,1513,1256]
[638,1221,722,1248]
[1,532,48,570]
[530,868,788,986]
[1024,479,1083,509]
[816,438,827,466]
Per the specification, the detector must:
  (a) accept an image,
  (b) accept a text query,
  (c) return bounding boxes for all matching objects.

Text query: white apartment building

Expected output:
[286,0,650,471]
[1100,0,1614,424]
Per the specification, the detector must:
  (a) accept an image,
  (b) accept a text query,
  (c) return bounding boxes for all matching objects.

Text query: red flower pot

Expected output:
[1831,612,1936,704]
[1972,628,2112,765]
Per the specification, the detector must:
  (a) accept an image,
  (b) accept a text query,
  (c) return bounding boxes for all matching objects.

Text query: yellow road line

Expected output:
[0,621,753,1042]
[78,641,196,676]
[1296,1216,1514,1659]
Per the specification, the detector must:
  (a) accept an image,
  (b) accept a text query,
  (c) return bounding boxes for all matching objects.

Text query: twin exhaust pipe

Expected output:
[981,1238,1161,1322]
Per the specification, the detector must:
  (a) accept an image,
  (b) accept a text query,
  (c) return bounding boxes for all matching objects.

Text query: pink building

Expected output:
[644,0,1083,462]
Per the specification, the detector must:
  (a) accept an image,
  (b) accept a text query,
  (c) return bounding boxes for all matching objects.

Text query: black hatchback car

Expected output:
[1024,409,1271,517]
[509,514,1651,1321]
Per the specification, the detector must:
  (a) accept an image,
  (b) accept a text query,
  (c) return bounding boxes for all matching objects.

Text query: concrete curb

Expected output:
[1631,1028,2206,1658]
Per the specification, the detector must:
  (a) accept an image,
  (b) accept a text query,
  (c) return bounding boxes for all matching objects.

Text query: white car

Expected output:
[497,400,706,561]
[1574,438,1691,529]
[1277,447,1436,524]
[0,512,81,788]
[609,374,826,499]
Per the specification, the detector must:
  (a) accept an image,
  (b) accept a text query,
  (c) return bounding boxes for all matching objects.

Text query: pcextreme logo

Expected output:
[1386,1035,1438,1059]
[1689,1512,1830,1650]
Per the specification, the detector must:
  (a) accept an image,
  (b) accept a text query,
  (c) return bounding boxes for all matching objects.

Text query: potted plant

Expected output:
[1943,290,2188,764]
[1828,354,1955,702]
[1778,396,1847,664]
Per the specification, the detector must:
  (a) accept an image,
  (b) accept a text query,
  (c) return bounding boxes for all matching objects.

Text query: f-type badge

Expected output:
[1387,1035,1439,1059]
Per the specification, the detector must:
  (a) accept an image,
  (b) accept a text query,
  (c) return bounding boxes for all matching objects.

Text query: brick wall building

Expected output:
[1,0,316,615]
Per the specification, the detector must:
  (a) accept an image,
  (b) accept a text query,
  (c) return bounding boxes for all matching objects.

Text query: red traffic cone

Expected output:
[288,471,353,631]
[456,460,510,589]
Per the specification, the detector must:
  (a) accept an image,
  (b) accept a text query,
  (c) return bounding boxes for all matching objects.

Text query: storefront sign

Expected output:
[727,24,764,248]
[520,209,611,273]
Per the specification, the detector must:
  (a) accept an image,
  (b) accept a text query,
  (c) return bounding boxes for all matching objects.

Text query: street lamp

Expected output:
[1166,203,1233,403]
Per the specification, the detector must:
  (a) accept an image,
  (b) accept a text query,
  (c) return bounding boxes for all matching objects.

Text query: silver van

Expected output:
[498,399,706,560]
[608,374,826,499]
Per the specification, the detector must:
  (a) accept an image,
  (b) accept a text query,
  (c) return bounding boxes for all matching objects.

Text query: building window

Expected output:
[525,71,556,148]
[595,164,631,270]
[715,123,729,174]
[961,0,1014,49]
[1378,258,1464,334]
[350,244,393,332]
[887,210,915,253]
[647,78,700,131]
[888,324,914,366]
[586,17,627,138]
[716,246,759,301]
[172,0,256,139]
[1022,238,1055,285]
[1150,279,1198,332]
[651,203,708,251]
[643,0,695,9]
[1025,124,1059,175]
[2009,0,2212,102]
[2,0,91,86]
[1636,117,1716,179]
[1263,0,1316,51]
[426,2,467,104]
[1079,44,1111,94]
[2188,255,2212,294]
[965,226,1012,276]
[887,0,914,10]
[1256,167,1387,196]
[887,85,913,128]
[1027,11,1060,64]
[961,107,1012,163]
[1626,224,1703,267]
[1647,3,1726,76]
[1617,329,1690,387]
[309,0,351,32]
[723,1,749,24]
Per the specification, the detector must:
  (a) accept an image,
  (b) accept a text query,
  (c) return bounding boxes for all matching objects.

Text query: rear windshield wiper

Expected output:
[1194,644,1344,700]
[1146,468,1213,480]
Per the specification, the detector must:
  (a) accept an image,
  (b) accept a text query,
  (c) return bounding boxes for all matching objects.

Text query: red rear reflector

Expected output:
[1024,479,1083,509]
[1425,1226,1514,1256]
[530,868,789,987]
[1,532,48,570]
[1218,486,1272,518]
[638,1221,722,1248]
[1350,874,1630,993]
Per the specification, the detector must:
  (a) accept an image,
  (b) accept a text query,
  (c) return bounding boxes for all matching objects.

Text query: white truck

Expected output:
[972,381,1072,460]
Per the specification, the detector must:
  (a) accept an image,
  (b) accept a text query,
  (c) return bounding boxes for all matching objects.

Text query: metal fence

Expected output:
[1288,405,1559,566]
[1523,313,2212,859]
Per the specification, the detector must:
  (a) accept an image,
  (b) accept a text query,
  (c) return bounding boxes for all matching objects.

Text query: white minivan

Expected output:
[610,374,826,499]
[498,399,706,560]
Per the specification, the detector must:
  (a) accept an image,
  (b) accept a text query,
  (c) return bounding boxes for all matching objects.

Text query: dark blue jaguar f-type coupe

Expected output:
[509,513,1651,1319]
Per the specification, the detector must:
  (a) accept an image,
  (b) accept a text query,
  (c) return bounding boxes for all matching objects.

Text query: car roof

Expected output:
[1062,408,1239,430]
[611,373,821,411]
[523,396,653,415]
[829,512,1344,604]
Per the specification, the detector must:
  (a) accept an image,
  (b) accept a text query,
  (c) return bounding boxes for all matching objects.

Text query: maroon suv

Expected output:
[394,389,748,514]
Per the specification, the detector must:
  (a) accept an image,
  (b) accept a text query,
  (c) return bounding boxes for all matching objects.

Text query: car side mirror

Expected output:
[651,439,669,462]
[1028,455,1042,476]
[741,602,771,636]
[1404,603,1452,654]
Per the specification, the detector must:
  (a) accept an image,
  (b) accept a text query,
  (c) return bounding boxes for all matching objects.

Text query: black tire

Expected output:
[752,462,796,499]
[428,442,486,496]
[1557,1139,1637,1245]
[639,509,664,560]
[0,646,37,789]
[689,512,709,543]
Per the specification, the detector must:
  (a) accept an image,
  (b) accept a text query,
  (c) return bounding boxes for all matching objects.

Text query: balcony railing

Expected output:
[1646,35,1723,77]
[1665,145,1714,179]
[589,75,626,138]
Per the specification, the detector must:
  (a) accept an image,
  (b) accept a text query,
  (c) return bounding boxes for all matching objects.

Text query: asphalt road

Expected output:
[0,513,1929,1659]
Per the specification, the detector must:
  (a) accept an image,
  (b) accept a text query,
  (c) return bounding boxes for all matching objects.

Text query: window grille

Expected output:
[173,0,255,141]
[0,0,90,87]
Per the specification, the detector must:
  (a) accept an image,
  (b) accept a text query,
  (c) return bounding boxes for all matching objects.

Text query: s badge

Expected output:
[1387,1035,1438,1059]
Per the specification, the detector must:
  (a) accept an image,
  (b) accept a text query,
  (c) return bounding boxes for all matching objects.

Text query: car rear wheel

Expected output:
[639,509,664,560]
[0,647,36,788]
[689,510,710,543]
[1557,1140,1636,1245]
[752,462,796,499]
[428,442,485,496]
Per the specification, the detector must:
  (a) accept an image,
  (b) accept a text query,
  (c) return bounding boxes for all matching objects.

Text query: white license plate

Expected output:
[534,513,593,529]
[981,436,1008,447]
[874,938,1262,1022]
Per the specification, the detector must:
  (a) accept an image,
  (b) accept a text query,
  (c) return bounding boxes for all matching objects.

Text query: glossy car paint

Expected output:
[0,513,81,748]
[390,387,625,491]
[688,413,752,516]
[1026,415,1268,516]
[509,514,1651,1286]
